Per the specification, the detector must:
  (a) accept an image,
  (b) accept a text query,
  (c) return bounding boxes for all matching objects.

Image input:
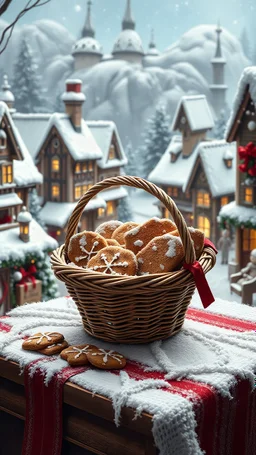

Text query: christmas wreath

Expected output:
[238,141,256,180]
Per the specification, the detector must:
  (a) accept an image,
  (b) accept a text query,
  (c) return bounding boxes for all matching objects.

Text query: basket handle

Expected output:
[64,175,196,264]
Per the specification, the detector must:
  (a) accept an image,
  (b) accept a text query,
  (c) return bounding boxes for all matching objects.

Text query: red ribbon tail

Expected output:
[183,261,215,308]
[203,238,218,254]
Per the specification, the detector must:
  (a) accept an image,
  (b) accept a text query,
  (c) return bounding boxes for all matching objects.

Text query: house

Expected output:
[149,95,236,244]
[219,66,256,269]
[0,101,58,314]
[12,80,128,243]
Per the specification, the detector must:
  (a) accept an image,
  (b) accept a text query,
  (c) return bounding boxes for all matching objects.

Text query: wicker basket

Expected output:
[51,176,216,344]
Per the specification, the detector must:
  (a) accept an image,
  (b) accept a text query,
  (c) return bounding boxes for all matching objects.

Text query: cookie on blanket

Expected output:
[137,233,185,274]
[38,340,69,356]
[22,332,64,351]
[95,220,123,239]
[188,227,205,259]
[68,231,108,267]
[87,246,137,276]
[112,221,139,245]
[124,217,177,254]
[87,348,126,370]
[106,238,120,246]
[60,344,97,366]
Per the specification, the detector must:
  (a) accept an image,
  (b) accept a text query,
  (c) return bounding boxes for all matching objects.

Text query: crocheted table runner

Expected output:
[0,298,256,455]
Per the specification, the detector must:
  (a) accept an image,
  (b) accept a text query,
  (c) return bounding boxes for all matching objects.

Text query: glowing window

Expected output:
[167,187,178,198]
[24,225,29,235]
[98,207,105,218]
[82,184,88,194]
[244,187,253,204]
[197,216,210,238]
[106,201,114,216]
[109,145,115,160]
[82,162,87,172]
[197,191,210,208]
[221,196,228,207]
[75,163,81,173]
[75,186,82,200]
[242,229,256,251]
[52,184,60,198]
[2,164,12,184]
[52,156,60,172]
[88,161,93,172]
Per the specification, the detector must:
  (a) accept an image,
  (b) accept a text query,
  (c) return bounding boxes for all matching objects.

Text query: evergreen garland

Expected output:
[219,215,256,230]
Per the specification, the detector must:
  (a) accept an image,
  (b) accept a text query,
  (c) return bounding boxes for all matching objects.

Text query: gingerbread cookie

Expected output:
[38,340,69,356]
[106,238,120,246]
[95,220,123,239]
[137,233,185,274]
[87,348,126,370]
[188,227,205,259]
[112,221,139,245]
[22,332,64,351]
[87,246,137,276]
[60,344,97,366]
[125,217,177,254]
[68,231,108,267]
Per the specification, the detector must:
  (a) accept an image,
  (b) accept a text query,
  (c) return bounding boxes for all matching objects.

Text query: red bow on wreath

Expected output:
[238,142,256,177]
[19,265,37,292]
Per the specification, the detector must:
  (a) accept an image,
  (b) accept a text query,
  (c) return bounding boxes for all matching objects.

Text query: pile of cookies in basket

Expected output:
[22,332,126,369]
[67,217,205,276]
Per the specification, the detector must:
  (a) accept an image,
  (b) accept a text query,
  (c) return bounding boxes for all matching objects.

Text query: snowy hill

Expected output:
[0,21,249,147]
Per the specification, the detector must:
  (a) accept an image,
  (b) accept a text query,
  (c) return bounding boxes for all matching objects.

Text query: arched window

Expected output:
[51,156,60,172]
[197,216,210,238]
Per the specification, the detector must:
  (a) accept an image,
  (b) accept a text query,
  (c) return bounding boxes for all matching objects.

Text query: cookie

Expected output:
[188,227,205,259]
[60,344,97,366]
[106,238,120,246]
[95,220,123,239]
[68,231,108,267]
[125,217,177,254]
[112,221,139,245]
[38,340,69,356]
[87,348,126,370]
[87,246,138,276]
[22,332,64,351]
[137,233,185,274]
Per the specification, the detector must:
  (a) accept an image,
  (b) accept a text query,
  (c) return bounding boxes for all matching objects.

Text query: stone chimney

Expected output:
[62,79,86,132]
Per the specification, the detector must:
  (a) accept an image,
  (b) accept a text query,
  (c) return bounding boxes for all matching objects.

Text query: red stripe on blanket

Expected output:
[187,307,256,332]
[0,321,11,332]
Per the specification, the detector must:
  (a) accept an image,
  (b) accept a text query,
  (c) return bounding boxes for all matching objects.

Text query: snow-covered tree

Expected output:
[125,142,138,177]
[28,188,45,229]
[117,197,134,222]
[12,37,44,113]
[140,105,172,178]
[240,28,251,61]
[36,253,60,300]
[212,109,229,139]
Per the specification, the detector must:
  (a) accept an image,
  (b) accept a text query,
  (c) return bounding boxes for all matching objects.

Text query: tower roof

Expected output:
[122,0,135,30]
[0,74,15,104]
[147,29,160,56]
[82,0,95,38]
[211,23,226,63]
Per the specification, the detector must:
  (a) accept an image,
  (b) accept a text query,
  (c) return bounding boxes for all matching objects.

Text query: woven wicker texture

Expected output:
[51,176,216,343]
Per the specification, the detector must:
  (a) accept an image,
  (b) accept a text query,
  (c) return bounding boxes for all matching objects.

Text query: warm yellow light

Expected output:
[56,230,61,236]
[107,201,114,216]
[52,157,60,172]
[245,188,253,204]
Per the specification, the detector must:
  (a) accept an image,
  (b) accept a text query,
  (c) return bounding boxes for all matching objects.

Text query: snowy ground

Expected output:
[55,190,255,307]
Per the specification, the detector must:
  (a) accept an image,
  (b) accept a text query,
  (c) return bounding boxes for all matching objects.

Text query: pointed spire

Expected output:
[2,74,11,90]
[149,28,156,49]
[122,0,135,30]
[0,74,15,108]
[82,0,95,38]
[214,21,223,58]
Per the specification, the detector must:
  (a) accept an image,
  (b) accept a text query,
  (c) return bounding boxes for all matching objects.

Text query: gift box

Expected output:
[16,279,42,305]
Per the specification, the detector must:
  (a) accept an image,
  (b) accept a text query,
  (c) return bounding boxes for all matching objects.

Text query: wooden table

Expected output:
[0,357,157,455]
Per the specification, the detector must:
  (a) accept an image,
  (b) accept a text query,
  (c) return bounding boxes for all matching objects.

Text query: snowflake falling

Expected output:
[91,349,124,364]
[75,237,99,263]
[90,252,128,274]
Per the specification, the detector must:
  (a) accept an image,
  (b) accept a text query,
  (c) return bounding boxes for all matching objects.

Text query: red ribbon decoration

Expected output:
[183,238,217,308]
[19,265,37,292]
[238,142,256,176]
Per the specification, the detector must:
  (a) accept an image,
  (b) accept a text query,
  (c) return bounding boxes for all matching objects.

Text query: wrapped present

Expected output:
[16,279,42,305]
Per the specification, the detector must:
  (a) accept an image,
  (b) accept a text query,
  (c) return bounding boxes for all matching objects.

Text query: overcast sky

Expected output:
[2,0,255,53]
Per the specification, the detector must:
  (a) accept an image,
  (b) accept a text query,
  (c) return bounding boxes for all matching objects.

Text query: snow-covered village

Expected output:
[0,0,256,454]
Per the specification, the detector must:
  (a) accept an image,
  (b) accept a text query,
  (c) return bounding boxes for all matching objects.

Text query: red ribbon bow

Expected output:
[19,265,37,292]
[183,239,217,308]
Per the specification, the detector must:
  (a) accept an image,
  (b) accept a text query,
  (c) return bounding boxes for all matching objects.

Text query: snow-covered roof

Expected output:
[184,140,236,197]
[72,37,103,56]
[225,66,256,140]
[219,201,256,227]
[112,30,144,56]
[86,121,127,169]
[0,219,58,265]
[0,192,22,209]
[12,113,51,161]
[0,102,43,186]
[100,187,128,202]
[0,75,14,104]
[148,135,199,187]
[172,95,214,132]
[40,197,106,228]
[36,113,102,162]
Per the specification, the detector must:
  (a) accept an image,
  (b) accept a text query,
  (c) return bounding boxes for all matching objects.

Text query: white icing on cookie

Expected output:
[134,239,143,247]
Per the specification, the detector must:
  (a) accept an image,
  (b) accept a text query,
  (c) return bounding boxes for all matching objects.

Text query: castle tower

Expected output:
[72,0,103,70]
[0,74,15,110]
[112,0,144,65]
[146,29,160,56]
[210,24,227,117]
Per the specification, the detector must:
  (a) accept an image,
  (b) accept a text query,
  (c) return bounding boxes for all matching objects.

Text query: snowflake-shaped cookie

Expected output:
[68,231,108,267]
[87,246,137,276]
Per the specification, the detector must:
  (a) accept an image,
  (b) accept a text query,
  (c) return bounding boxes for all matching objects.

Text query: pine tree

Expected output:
[12,38,44,113]
[240,28,251,61]
[212,109,229,139]
[117,197,134,222]
[36,253,60,300]
[28,188,46,229]
[140,105,172,178]
[54,87,65,113]
[125,142,138,177]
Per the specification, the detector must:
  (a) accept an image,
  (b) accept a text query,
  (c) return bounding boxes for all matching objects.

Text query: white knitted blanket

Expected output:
[0,297,256,455]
